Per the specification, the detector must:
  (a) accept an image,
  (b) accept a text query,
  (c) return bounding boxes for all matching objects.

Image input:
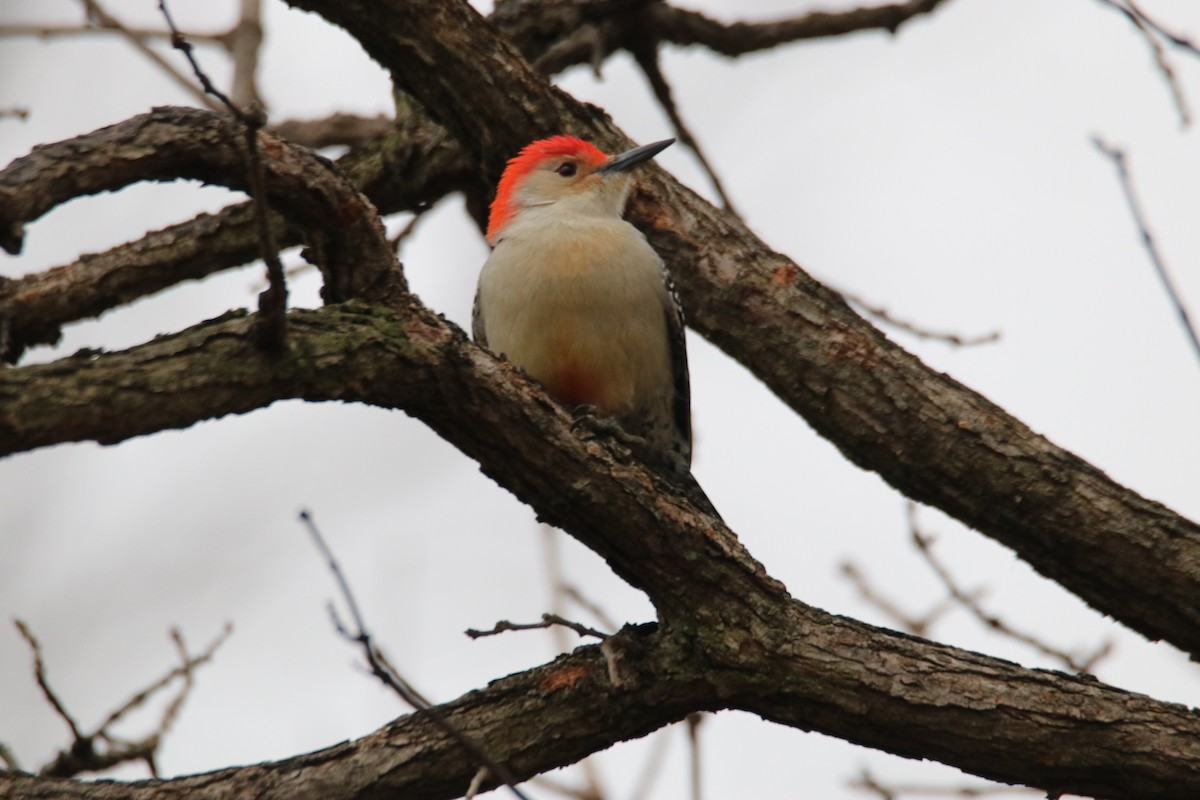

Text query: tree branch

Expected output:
[0,107,468,362]
[493,0,956,76]
[77,0,221,111]
[2,302,1200,798]
[0,0,961,361]
[279,0,1200,664]
[0,106,404,309]
[1092,136,1200,363]
[2,0,1197,684]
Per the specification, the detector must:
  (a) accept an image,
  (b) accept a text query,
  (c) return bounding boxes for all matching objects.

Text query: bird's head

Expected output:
[486,135,674,245]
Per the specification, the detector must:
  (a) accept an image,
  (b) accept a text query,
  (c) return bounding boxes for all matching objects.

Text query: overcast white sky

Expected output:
[2,1,1199,798]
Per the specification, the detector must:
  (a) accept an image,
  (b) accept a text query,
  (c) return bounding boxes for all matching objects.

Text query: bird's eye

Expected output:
[556,162,577,177]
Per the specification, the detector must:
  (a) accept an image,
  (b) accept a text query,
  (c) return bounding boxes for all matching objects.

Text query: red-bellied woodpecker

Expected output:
[473,135,692,475]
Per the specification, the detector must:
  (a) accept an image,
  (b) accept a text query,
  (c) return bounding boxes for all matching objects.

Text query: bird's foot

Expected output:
[570,406,646,452]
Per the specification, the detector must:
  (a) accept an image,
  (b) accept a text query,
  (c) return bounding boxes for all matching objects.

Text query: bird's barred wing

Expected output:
[471,281,488,348]
[662,266,693,468]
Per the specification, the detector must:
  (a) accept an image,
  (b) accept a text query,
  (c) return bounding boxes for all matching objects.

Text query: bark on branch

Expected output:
[278,0,1200,665]
[1,302,1199,799]
[0,106,469,362]
[3,2,1200,795]
[1,0,940,359]
[494,0,955,75]
[0,106,403,309]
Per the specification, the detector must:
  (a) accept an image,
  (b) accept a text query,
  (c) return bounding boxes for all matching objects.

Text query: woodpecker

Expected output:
[473,135,692,475]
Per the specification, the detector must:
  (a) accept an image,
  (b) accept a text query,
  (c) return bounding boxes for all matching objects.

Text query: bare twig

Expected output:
[465,766,489,800]
[298,509,532,800]
[0,107,30,121]
[509,0,958,76]
[528,772,605,800]
[269,113,394,149]
[842,507,1112,674]
[532,23,609,78]
[834,285,1001,347]
[654,0,955,55]
[94,624,233,734]
[227,0,264,110]
[559,585,621,634]
[0,741,19,770]
[13,620,83,741]
[1093,136,1200,364]
[850,766,1039,798]
[15,619,232,778]
[1124,0,1200,58]
[906,504,1113,673]
[685,713,704,800]
[627,34,739,215]
[0,20,223,44]
[1095,0,1191,126]
[541,525,621,636]
[538,525,608,799]
[840,561,957,637]
[389,205,433,255]
[465,613,610,641]
[74,0,219,110]
[159,0,288,353]
[627,725,673,800]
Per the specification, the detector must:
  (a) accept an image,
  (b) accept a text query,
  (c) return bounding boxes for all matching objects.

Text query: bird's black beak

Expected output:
[597,138,674,174]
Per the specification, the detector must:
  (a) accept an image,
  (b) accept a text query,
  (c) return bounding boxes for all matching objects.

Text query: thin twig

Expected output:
[834,285,1001,347]
[227,0,264,110]
[0,107,30,120]
[539,524,608,799]
[390,205,433,255]
[850,767,1039,798]
[1093,136,1200,364]
[541,525,621,636]
[559,585,621,634]
[465,614,610,641]
[0,741,19,771]
[839,561,956,637]
[686,713,704,800]
[1095,0,1191,126]
[13,620,83,740]
[298,509,532,800]
[628,35,739,215]
[907,504,1113,673]
[1125,0,1200,57]
[269,112,394,149]
[627,724,673,800]
[465,766,489,800]
[528,772,605,800]
[94,624,233,732]
[75,0,220,111]
[159,0,288,352]
[0,21,223,44]
[15,620,232,778]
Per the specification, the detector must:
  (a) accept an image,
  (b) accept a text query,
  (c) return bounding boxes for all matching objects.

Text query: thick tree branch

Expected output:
[0,107,468,362]
[3,2,1197,797]
[269,113,395,149]
[1,0,1198,681]
[0,0,960,360]
[6,0,946,357]
[278,0,1200,665]
[2,303,1200,799]
[0,0,1196,689]
[0,107,402,309]
[493,0,955,76]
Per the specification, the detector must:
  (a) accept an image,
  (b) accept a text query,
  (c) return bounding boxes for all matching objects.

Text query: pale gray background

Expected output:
[2,1,1199,797]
